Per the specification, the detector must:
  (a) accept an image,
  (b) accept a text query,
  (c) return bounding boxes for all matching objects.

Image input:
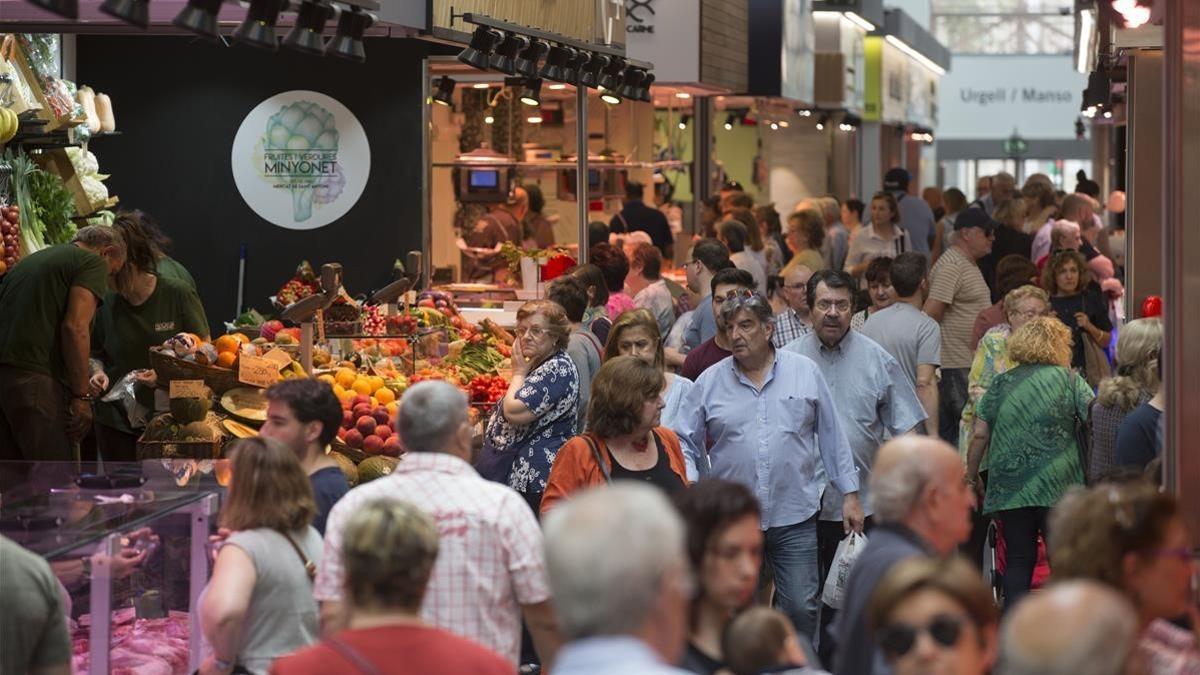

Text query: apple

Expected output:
[342,410,354,429]
[362,434,385,455]
[352,403,373,420]
[336,427,347,441]
[382,436,403,457]
[372,408,390,426]
[375,424,392,440]
[344,429,364,449]
[356,416,377,436]
[353,394,372,408]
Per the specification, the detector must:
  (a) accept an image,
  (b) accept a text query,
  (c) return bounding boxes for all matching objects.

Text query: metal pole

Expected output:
[189,493,219,673]
[577,87,590,261]
[696,98,713,233]
[422,58,434,287]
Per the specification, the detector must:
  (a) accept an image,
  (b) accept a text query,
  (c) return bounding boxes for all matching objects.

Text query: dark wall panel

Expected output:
[76,36,427,333]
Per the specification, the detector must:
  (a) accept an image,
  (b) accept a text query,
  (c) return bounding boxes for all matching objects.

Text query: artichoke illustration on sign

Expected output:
[231,91,370,230]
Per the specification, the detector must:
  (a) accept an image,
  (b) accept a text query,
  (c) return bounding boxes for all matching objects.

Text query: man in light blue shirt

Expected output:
[677,291,863,641]
[682,238,731,350]
[545,483,693,675]
[783,270,927,659]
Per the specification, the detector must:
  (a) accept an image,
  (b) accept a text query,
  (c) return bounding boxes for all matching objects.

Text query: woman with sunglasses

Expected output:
[479,300,580,514]
[1050,480,1200,674]
[867,556,998,675]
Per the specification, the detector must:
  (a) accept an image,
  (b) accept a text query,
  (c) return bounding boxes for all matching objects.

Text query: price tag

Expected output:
[263,348,292,369]
[238,353,280,388]
[169,380,208,399]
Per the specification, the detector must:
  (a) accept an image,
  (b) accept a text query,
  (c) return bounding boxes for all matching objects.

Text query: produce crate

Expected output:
[149,347,242,394]
[135,436,223,461]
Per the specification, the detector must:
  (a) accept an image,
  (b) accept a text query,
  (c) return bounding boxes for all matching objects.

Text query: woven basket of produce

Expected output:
[149,347,242,395]
[136,412,225,460]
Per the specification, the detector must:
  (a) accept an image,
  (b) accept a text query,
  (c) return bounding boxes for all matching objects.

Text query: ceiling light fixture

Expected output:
[778,119,789,128]
[327,7,375,62]
[770,122,779,130]
[539,45,574,83]
[458,25,504,70]
[432,76,455,106]
[548,83,567,90]
[489,33,528,75]
[798,109,812,117]
[514,39,550,79]
[600,89,622,105]
[99,0,148,27]
[637,72,655,102]
[232,0,285,50]
[618,67,645,100]
[282,0,334,55]
[1103,110,1113,119]
[527,114,543,124]
[520,78,543,107]
[724,113,737,131]
[484,112,495,124]
[599,56,627,92]
[172,0,224,40]
[563,50,590,85]
[581,54,609,89]
[884,35,946,76]
[675,91,692,99]
[816,114,829,131]
[26,0,78,19]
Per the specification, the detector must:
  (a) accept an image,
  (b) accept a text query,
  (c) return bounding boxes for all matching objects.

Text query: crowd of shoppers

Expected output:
[6,171,1186,675]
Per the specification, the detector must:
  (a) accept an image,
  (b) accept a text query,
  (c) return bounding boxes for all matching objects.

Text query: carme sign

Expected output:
[232,90,370,230]
[938,55,1086,140]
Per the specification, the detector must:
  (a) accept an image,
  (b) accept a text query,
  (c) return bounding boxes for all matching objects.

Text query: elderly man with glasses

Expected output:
[771,264,814,348]
[677,290,862,643]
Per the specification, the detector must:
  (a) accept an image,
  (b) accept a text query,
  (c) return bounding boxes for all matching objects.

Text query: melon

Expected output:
[169,394,212,425]
[358,456,399,483]
[330,451,359,487]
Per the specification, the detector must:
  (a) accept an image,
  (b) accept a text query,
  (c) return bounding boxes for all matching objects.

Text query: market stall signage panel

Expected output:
[231,90,371,231]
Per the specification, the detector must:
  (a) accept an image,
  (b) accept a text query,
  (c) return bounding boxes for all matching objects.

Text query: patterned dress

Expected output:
[975,364,1093,514]
[484,350,580,496]
[958,324,1015,462]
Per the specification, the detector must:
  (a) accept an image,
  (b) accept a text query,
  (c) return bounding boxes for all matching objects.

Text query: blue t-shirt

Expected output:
[1115,401,1162,471]
[310,466,350,535]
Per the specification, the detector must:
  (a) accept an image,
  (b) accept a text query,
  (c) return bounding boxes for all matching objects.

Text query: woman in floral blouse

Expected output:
[957,285,1052,461]
[483,300,580,513]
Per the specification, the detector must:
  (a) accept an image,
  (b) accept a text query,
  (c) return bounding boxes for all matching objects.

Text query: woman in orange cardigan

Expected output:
[540,356,689,515]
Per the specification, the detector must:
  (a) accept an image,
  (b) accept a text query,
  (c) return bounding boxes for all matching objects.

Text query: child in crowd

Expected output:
[722,608,831,675]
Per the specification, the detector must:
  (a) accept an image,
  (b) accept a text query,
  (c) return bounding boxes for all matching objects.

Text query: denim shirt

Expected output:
[676,350,860,529]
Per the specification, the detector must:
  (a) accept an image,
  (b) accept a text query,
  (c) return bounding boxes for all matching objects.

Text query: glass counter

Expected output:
[0,460,223,674]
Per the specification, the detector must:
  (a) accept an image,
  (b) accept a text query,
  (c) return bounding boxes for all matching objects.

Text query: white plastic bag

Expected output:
[821,531,868,609]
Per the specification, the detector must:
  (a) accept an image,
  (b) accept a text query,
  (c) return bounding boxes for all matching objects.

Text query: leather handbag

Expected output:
[1079,293,1112,388]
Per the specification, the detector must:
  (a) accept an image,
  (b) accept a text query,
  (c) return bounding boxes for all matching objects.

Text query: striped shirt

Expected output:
[314,453,550,665]
[928,246,992,369]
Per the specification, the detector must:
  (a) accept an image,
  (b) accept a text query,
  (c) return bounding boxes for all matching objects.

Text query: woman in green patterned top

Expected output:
[956,285,1052,461]
[966,316,1092,608]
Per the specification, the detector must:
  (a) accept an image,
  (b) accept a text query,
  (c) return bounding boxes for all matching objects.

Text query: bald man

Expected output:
[832,436,977,675]
[997,581,1138,675]
[463,186,528,281]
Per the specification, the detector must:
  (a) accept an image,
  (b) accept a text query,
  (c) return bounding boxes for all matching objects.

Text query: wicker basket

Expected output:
[136,437,224,461]
[148,347,243,394]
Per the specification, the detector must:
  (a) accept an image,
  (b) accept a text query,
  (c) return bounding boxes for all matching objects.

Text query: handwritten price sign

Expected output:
[238,354,280,388]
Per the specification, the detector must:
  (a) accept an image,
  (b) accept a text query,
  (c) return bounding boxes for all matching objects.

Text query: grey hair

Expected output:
[718,292,775,331]
[996,581,1138,675]
[73,225,127,261]
[395,381,468,453]
[869,449,939,523]
[543,482,689,640]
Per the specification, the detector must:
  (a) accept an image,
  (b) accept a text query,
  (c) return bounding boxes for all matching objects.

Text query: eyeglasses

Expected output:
[878,613,966,658]
[713,288,756,304]
[814,299,852,313]
[515,325,548,340]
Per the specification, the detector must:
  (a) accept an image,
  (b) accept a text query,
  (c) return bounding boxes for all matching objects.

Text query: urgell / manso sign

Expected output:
[959,87,1074,107]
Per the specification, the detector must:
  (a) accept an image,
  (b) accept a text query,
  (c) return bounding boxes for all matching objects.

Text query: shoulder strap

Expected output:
[283,532,317,582]
[324,635,382,675]
[581,433,611,484]
[578,329,602,357]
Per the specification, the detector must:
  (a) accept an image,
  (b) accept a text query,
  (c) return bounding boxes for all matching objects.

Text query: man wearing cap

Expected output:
[923,208,995,445]
[611,180,674,260]
[883,168,936,258]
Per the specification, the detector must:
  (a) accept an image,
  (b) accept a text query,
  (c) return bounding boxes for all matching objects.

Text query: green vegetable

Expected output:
[7,151,46,255]
[235,308,268,327]
[28,169,77,245]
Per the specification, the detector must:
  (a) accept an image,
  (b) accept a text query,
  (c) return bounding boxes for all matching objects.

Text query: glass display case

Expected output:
[0,460,224,674]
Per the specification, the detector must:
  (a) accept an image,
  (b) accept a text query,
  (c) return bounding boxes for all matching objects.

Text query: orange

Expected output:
[335,368,357,389]
[374,387,396,405]
[332,383,348,398]
[352,378,373,396]
[366,375,385,394]
[216,351,237,369]
[214,335,241,355]
[230,333,251,344]
[317,374,336,386]
[385,401,399,417]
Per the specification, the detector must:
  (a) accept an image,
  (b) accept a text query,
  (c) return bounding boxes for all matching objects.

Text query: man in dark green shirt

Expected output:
[0,226,126,465]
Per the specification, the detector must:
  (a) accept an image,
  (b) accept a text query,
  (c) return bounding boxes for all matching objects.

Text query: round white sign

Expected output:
[231,90,370,230]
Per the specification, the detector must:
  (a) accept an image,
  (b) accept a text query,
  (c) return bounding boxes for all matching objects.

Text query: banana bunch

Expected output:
[0,107,18,144]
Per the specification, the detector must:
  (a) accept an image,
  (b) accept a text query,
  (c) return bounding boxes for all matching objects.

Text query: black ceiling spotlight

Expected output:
[432,76,456,106]
[514,39,549,79]
[232,0,286,51]
[283,0,334,55]
[816,113,830,131]
[25,0,78,20]
[327,7,375,62]
[723,113,738,131]
[458,25,503,70]
[563,48,588,84]
[489,33,529,75]
[540,45,575,83]
[100,0,148,27]
[598,56,627,92]
[1084,70,1111,109]
[172,0,224,40]
[519,78,543,107]
[580,53,609,88]
[617,67,645,100]
[637,72,655,102]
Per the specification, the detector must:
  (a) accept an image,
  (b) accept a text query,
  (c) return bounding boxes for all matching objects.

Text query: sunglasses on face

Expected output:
[878,613,966,658]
